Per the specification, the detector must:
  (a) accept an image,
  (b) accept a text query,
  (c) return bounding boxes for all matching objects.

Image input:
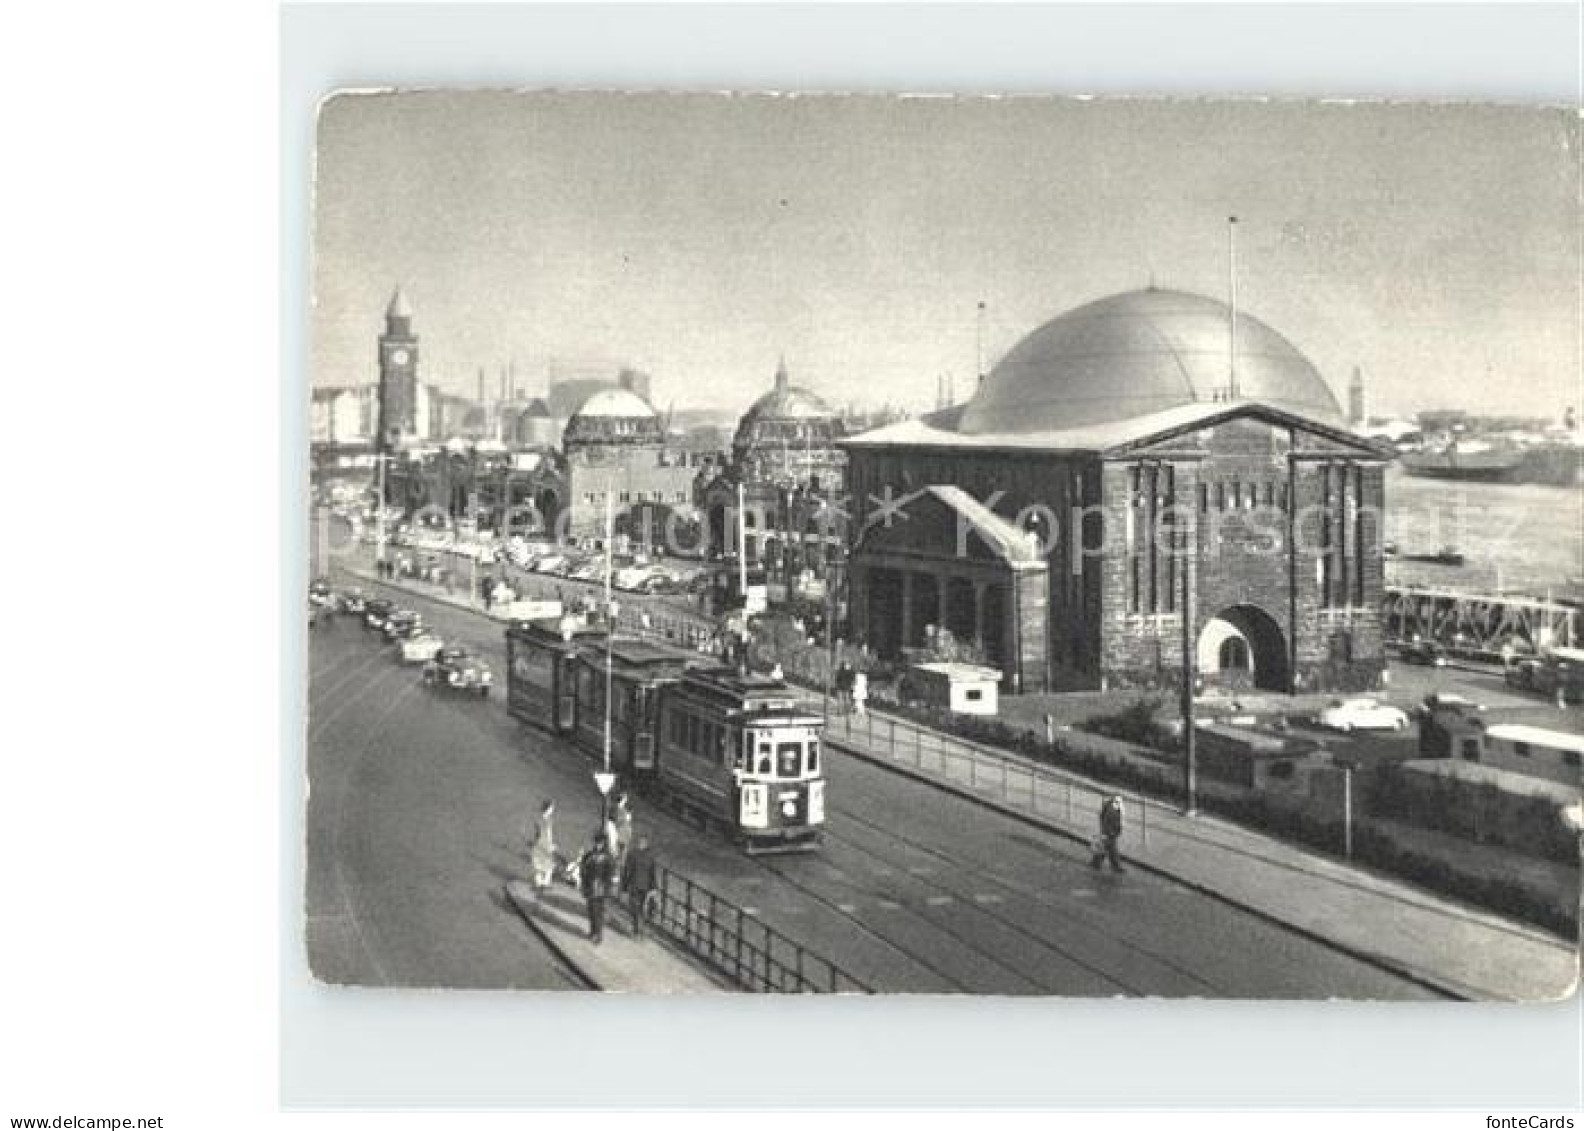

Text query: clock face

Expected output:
[390,348,410,366]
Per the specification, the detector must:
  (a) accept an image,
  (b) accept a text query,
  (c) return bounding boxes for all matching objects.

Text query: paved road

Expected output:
[308,564,1442,998]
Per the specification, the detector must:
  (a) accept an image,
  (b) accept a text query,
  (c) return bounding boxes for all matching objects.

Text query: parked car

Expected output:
[422,646,492,696]
[1396,639,1446,667]
[336,588,368,615]
[363,598,396,631]
[1504,657,1540,690]
[399,630,445,663]
[309,577,334,606]
[1317,697,1410,733]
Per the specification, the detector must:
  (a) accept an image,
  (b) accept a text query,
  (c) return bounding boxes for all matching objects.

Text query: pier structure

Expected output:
[1383,584,1579,658]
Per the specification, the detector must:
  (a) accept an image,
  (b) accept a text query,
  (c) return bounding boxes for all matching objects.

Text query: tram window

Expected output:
[776,743,802,778]
[807,740,819,774]
[757,742,773,774]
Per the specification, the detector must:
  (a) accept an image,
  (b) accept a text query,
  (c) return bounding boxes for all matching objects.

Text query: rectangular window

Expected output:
[1563,751,1580,768]
[1197,483,1208,513]
[1513,742,1531,758]
[776,742,803,779]
[1460,738,1481,762]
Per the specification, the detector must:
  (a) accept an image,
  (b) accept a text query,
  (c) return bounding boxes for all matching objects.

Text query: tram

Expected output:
[504,617,826,853]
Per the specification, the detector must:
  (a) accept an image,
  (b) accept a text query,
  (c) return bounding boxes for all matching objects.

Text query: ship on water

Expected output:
[1399,433,1582,487]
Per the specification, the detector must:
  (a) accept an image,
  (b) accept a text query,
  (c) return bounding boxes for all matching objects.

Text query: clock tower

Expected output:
[376,287,420,451]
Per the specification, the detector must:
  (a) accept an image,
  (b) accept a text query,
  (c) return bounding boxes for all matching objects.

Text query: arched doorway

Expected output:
[1198,604,1289,692]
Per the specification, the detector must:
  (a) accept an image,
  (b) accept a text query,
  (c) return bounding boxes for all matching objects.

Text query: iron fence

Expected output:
[649,865,872,994]
[827,708,1157,849]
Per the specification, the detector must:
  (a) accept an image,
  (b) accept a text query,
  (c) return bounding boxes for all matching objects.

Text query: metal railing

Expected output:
[649,865,872,994]
[827,708,1158,849]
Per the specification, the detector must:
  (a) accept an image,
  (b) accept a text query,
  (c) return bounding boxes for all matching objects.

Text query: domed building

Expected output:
[842,288,1390,694]
[731,358,847,483]
[560,383,699,544]
[702,360,849,601]
[563,387,668,451]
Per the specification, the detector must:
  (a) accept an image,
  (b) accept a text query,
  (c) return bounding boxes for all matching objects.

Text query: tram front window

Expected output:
[776,742,801,778]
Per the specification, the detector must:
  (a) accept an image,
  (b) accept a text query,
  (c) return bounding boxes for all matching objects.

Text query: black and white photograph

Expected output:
[305,91,1580,1001]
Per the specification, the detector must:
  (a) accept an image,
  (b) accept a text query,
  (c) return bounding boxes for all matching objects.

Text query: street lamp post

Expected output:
[601,488,614,824]
[374,452,388,569]
[1179,492,1198,816]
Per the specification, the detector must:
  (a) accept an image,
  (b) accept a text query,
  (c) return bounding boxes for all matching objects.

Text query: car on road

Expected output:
[1317,697,1411,733]
[309,577,334,606]
[399,630,445,663]
[363,598,396,631]
[336,588,368,615]
[381,609,423,641]
[1396,639,1446,667]
[422,646,492,696]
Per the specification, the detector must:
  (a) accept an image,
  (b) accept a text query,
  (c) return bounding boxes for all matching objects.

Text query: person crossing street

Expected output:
[1089,794,1126,874]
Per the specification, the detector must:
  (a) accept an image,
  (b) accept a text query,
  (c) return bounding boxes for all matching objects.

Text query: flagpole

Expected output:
[1227,215,1239,400]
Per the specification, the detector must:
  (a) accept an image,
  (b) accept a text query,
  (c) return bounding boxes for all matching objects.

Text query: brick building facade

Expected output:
[842,288,1391,694]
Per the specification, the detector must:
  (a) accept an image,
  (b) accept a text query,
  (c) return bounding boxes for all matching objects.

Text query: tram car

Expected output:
[504,617,826,853]
[656,666,826,853]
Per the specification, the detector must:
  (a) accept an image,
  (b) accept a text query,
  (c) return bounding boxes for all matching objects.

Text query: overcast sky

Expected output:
[312,92,1579,422]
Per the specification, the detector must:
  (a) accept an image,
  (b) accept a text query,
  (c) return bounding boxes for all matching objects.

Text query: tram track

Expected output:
[822,804,1226,997]
[746,852,983,994]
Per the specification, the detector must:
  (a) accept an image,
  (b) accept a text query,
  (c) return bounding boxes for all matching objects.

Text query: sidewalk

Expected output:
[827,708,1580,1002]
[504,881,729,993]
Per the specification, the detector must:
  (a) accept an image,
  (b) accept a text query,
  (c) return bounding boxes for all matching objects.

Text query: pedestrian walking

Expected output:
[1089,794,1125,873]
[851,670,869,717]
[1043,712,1056,747]
[527,800,557,894]
[612,793,635,868]
[835,662,854,713]
[620,833,658,939]
[579,833,617,944]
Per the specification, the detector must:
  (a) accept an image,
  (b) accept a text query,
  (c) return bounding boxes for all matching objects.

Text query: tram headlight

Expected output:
[780,799,796,818]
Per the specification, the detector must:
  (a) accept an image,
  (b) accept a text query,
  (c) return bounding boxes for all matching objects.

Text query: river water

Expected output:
[1384,467,1583,594]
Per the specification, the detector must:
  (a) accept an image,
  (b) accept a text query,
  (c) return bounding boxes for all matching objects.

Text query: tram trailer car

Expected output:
[657,667,826,854]
[505,617,608,736]
[569,640,692,777]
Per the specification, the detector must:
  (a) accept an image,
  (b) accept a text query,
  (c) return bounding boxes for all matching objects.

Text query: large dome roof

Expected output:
[742,385,835,424]
[564,387,663,446]
[569,387,657,421]
[739,359,836,424]
[958,289,1342,435]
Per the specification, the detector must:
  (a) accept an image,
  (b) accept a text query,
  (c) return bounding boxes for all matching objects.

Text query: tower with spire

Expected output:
[376,287,420,451]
